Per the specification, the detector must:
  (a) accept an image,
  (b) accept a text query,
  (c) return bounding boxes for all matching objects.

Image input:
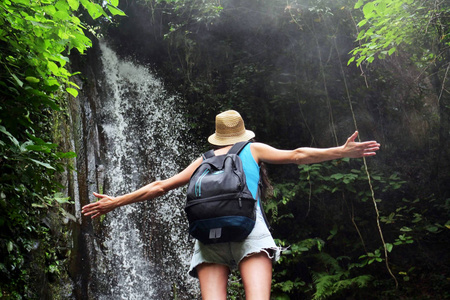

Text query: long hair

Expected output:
[259,161,273,202]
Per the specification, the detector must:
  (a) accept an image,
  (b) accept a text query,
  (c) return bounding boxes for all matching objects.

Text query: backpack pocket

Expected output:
[185,196,256,244]
[185,194,255,222]
[189,216,256,244]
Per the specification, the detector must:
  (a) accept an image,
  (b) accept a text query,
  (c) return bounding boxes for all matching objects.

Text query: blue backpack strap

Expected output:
[202,150,215,160]
[227,141,250,155]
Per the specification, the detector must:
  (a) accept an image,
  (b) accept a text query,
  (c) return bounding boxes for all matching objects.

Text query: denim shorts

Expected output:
[188,204,282,278]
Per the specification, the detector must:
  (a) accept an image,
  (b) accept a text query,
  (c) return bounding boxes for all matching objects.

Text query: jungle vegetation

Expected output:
[1,0,449,299]
[0,0,124,298]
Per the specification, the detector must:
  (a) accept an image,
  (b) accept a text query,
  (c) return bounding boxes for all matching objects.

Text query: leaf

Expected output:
[357,19,368,27]
[425,225,439,233]
[356,55,367,66]
[357,29,366,40]
[47,61,60,75]
[55,195,71,204]
[362,2,375,18]
[25,76,40,83]
[11,0,28,4]
[26,144,53,153]
[0,125,20,148]
[57,151,77,158]
[347,57,355,65]
[67,0,80,10]
[385,243,393,252]
[62,209,77,222]
[68,81,80,89]
[388,47,396,55]
[330,173,344,180]
[107,4,126,16]
[66,87,78,97]
[354,0,365,9]
[81,0,104,19]
[7,241,13,252]
[11,73,23,87]
[28,158,56,170]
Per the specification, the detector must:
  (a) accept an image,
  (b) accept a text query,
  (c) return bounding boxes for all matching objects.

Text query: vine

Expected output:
[333,30,399,288]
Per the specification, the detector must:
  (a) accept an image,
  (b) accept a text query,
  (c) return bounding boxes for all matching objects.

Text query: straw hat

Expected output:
[207,110,255,146]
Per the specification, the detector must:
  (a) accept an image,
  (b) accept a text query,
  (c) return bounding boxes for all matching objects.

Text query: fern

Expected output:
[311,253,374,299]
[313,252,342,272]
[312,273,373,299]
[312,273,343,300]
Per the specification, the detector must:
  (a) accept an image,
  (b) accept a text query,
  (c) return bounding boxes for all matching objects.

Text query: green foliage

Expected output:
[0,0,123,298]
[310,253,373,300]
[349,0,450,66]
[264,153,450,298]
[267,159,410,298]
[160,0,223,38]
[227,272,245,300]
[348,0,417,65]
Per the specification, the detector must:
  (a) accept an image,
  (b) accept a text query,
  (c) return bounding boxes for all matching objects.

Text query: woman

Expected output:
[82,110,380,300]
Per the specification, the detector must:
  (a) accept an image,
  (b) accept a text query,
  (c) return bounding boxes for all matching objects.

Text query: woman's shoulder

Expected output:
[250,142,294,165]
[250,142,273,153]
[249,142,270,165]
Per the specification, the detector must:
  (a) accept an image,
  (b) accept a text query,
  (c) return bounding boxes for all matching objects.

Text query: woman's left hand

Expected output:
[342,131,380,158]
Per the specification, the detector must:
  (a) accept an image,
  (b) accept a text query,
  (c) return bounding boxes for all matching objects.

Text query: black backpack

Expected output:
[185,141,257,244]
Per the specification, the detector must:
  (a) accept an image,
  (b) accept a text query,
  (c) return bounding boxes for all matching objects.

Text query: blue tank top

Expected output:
[238,143,260,201]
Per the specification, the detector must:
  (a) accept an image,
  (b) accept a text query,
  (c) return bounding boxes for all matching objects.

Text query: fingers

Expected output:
[361,140,380,146]
[93,192,104,198]
[347,131,359,143]
[81,203,96,216]
[363,152,377,157]
[360,143,380,157]
[81,192,105,218]
[81,204,102,219]
[365,145,380,151]
[83,210,97,217]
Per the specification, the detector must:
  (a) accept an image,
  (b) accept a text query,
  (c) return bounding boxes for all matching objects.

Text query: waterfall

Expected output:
[77,41,199,299]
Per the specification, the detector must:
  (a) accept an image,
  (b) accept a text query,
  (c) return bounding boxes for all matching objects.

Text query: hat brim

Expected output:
[207,130,255,146]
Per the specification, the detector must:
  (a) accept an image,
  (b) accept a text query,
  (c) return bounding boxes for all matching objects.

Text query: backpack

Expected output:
[185,141,257,244]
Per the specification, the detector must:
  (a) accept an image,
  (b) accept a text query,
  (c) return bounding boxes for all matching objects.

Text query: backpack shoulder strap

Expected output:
[227,141,250,155]
[202,150,215,160]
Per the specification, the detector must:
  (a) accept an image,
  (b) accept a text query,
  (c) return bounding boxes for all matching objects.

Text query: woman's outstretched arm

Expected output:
[252,131,380,165]
[82,157,203,219]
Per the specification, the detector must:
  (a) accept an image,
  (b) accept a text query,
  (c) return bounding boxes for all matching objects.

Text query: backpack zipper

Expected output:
[195,169,210,197]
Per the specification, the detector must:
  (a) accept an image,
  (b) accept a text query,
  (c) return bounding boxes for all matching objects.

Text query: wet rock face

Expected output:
[69,41,199,299]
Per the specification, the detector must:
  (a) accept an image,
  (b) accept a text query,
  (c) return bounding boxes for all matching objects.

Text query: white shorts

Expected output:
[188,204,283,278]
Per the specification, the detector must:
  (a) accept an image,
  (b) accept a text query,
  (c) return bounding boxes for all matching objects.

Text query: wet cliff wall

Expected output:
[68,38,200,299]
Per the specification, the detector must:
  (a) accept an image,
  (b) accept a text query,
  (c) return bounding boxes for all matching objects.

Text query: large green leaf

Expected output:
[28,158,56,170]
[107,4,126,16]
[67,0,80,10]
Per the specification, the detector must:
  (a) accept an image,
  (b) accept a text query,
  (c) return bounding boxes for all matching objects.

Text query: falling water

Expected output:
[86,41,199,299]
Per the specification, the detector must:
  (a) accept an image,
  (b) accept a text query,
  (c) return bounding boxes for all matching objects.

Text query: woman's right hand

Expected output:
[82,192,117,219]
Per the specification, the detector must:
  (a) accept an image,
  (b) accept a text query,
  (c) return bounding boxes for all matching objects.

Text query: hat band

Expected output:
[215,128,246,138]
